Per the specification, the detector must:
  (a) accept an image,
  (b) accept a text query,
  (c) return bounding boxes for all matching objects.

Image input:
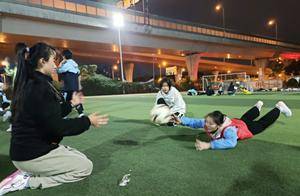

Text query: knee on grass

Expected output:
[75,158,93,177]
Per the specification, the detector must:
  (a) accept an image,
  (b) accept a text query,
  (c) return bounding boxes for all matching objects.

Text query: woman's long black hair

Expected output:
[11,42,56,121]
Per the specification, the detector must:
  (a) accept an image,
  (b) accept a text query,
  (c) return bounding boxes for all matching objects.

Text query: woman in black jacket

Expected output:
[0,43,108,195]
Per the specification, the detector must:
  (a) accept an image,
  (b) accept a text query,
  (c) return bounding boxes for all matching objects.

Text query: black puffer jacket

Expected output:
[10,71,91,161]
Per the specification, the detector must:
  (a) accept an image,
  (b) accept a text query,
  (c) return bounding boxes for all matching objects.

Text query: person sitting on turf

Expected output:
[0,82,11,122]
[217,82,224,95]
[173,100,292,151]
[227,81,237,95]
[187,88,198,96]
[4,43,30,133]
[155,77,186,118]
[0,43,109,195]
[205,85,215,96]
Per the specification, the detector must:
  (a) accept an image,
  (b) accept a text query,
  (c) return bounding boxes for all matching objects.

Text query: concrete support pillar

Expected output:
[254,59,269,88]
[175,67,184,82]
[124,63,134,82]
[185,54,200,81]
[212,71,219,82]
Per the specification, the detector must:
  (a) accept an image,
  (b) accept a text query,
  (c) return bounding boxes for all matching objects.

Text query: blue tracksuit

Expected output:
[57,59,80,91]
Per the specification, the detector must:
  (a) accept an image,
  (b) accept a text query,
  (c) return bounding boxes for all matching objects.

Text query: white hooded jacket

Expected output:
[155,86,186,114]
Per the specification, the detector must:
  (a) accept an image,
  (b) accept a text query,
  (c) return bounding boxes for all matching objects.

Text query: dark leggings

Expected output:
[157,98,181,115]
[64,91,84,114]
[240,106,280,135]
[157,98,167,105]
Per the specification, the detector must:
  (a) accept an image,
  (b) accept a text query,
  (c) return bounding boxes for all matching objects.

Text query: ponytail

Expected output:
[11,47,30,121]
[11,42,56,121]
[13,47,29,94]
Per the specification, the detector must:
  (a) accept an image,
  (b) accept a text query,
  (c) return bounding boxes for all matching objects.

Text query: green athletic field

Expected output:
[0,93,299,196]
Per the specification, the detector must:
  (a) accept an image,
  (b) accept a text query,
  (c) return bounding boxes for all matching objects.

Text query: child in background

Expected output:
[57,49,84,116]
[0,82,11,123]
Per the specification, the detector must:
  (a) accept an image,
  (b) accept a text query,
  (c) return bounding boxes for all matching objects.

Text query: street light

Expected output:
[267,19,278,45]
[161,61,167,78]
[113,12,124,28]
[113,12,125,82]
[112,65,118,80]
[112,44,118,52]
[215,3,225,35]
[215,4,222,11]
[157,49,162,55]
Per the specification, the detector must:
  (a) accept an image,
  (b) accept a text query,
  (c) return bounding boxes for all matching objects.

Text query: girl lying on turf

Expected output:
[173,101,292,151]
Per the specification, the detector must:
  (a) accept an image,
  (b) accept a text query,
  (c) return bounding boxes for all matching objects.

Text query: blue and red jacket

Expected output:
[181,117,253,150]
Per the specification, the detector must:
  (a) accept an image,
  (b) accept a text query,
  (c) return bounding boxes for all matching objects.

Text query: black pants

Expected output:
[206,89,215,96]
[157,98,181,115]
[157,98,167,105]
[64,90,84,115]
[228,90,236,95]
[240,106,280,135]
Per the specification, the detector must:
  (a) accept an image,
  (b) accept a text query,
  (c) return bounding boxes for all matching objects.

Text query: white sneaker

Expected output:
[2,111,11,122]
[255,101,264,112]
[0,170,30,195]
[78,113,85,118]
[6,125,12,133]
[276,101,292,117]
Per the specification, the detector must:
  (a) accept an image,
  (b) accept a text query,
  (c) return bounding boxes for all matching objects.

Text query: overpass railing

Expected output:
[1,0,299,49]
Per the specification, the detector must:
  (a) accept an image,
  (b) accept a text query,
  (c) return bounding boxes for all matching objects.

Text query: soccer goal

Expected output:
[201,72,252,92]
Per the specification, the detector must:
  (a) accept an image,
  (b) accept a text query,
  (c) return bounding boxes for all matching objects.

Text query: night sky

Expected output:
[131,0,300,44]
[93,0,300,80]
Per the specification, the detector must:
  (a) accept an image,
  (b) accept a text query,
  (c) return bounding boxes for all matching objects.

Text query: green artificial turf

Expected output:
[0,93,299,196]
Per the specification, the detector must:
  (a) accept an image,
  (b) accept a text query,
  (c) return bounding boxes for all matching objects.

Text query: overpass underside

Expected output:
[1,1,298,80]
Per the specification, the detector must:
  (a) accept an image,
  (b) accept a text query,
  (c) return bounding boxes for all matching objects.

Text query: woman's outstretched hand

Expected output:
[88,113,109,128]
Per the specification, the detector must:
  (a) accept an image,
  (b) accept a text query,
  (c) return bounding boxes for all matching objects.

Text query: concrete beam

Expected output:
[1,2,298,58]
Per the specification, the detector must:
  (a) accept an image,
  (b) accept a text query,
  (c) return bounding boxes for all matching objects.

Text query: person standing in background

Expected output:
[57,49,84,116]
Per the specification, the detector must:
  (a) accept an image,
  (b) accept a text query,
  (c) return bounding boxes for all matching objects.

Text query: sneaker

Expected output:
[276,101,292,117]
[75,105,84,115]
[2,111,11,122]
[6,125,12,133]
[0,170,30,195]
[255,101,264,112]
[78,113,85,118]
